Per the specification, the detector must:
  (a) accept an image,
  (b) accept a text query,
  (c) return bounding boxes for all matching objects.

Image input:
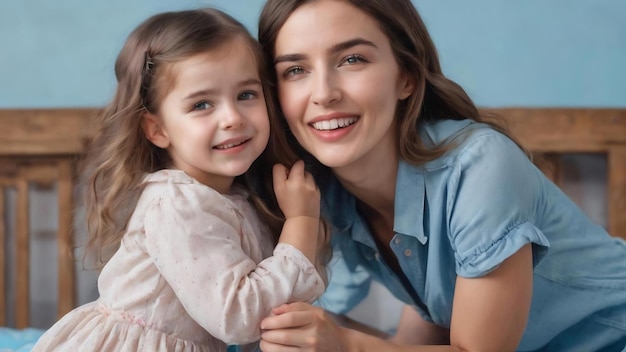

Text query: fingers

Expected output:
[287,160,314,191]
[262,310,315,330]
[259,338,300,352]
[260,312,317,351]
[260,304,338,352]
[275,160,315,187]
[273,163,288,189]
[288,160,306,180]
[273,160,320,219]
[261,303,320,330]
[274,161,306,189]
[292,161,316,187]
[272,302,317,315]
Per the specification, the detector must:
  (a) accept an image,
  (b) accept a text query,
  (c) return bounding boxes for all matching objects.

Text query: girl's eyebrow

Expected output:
[274,37,377,64]
[236,78,263,87]
[182,78,261,101]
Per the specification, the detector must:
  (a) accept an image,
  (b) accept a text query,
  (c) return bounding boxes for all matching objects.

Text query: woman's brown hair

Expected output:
[81,8,299,267]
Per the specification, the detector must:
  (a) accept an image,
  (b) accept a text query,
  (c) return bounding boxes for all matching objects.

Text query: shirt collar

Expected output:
[322,160,427,247]
[393,160,428,244]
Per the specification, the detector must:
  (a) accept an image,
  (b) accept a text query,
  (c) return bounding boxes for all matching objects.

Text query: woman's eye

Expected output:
[341,54,366,66]
[238,90,257,100]
[193,101,211,110]
[283,66,305,77]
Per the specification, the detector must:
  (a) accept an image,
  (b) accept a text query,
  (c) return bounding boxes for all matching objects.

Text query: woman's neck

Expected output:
[333,147,399,224]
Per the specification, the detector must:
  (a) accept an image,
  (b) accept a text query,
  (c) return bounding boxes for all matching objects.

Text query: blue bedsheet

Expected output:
[0,328,44,352]
[0,328,253,351]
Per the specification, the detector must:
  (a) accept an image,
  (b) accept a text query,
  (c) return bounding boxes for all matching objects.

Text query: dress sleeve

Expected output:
[142,184,325,344]
[447,130,550,278]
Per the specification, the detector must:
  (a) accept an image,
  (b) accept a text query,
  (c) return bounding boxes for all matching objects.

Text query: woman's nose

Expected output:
[311,69,341,106]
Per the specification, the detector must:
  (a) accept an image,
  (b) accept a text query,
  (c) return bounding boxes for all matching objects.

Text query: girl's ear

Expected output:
[142,112,170,149]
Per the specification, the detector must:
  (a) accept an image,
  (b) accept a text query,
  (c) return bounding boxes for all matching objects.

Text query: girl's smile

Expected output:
[145,37,270,192]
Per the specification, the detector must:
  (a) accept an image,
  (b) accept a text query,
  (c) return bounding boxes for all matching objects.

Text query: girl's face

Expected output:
[144,38,269,193]
[274,0,413,170]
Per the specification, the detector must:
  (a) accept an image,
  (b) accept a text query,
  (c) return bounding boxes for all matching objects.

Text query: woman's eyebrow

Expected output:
[274,37,377,64]
[329,38,377,54]
[274,53,305,64]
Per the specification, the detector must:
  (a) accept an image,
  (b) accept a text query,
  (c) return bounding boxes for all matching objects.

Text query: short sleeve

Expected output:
[142,182,325,344]
[447,130,550,278]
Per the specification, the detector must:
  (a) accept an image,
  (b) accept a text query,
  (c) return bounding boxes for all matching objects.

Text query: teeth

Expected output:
[312,117,357,131]
[215,139,247,149]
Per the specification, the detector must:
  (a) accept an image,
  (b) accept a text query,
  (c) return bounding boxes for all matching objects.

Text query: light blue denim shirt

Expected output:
[316,119,626,351]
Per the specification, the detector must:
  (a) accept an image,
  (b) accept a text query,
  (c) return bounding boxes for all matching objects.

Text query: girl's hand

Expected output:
[273,160,320,220]
[259,302,346,352]
[273,161,321,264]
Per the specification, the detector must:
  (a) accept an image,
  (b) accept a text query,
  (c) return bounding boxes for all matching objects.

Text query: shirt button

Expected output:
[394,238,401,245]
[375,252,381,261]
[404,249,412,257]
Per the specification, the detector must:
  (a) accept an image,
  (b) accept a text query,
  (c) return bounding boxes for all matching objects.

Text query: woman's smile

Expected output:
[310,116,359,131]
[274,0,412,169]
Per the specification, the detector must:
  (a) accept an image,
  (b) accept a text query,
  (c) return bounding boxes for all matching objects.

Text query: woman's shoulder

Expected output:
[421,119,522,170]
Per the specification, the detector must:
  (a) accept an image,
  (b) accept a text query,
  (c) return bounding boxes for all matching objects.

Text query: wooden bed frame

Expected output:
[0,109,94,329]
[1,107,625,328]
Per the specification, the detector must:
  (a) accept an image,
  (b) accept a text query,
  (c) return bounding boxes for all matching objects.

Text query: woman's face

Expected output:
[273,0,413,170]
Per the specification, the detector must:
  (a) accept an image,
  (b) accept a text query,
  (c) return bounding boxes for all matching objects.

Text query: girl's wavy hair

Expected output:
[258,0,527,179]
[81,8,317,273]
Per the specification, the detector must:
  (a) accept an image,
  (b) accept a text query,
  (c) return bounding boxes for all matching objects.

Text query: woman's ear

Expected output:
[398,73,415,101]
[142,112,170,149]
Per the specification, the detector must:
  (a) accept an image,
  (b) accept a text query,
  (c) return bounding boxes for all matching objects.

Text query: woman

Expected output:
[256,0,626,351]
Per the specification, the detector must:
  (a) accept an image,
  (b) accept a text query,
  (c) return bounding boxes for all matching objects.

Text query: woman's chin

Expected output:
[312,152,356,169]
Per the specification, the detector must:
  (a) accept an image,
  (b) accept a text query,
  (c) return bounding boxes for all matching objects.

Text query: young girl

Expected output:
[257,0,626,351]
[33,8,326,352]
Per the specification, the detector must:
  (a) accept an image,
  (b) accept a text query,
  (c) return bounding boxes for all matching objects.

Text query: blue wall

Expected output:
[1,0,624,108]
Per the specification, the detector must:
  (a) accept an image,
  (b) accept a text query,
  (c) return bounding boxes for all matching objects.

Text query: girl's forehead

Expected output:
[167,39,258,78]
[163,42,261,93]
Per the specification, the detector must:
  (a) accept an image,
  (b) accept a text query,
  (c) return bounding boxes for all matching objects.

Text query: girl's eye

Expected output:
[341,54,367,66]
[192,101,212,111]
[283,66,305,77]
[238,90,257,100]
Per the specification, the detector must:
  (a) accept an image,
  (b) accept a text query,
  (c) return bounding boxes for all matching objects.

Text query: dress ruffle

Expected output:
[33,302,225,352]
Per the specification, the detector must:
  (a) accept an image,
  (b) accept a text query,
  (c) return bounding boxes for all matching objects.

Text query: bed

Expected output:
[1,107,625,348]
[0,109,96,349]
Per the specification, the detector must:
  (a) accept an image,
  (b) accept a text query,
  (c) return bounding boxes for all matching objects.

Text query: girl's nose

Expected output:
[220,105,245,130]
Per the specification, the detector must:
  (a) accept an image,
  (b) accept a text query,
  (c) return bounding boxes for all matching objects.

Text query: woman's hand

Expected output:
[259,303,461,352]
[259,302,347,352]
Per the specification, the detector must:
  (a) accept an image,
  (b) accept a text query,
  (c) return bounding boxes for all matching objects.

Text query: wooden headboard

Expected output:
[1,107,625,328]
[0,109,95,328]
